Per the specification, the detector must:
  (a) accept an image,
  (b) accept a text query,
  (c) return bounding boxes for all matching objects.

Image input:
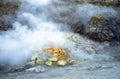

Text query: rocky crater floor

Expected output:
[0,61,120,79]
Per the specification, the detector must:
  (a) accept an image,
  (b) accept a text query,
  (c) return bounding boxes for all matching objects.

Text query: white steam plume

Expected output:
[0,0,72,66]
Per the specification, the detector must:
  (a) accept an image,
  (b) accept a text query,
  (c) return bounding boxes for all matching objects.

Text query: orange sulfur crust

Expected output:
[43,47,71,63]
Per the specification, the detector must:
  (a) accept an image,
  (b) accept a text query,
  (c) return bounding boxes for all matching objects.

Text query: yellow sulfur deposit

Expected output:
[43,47,71,66]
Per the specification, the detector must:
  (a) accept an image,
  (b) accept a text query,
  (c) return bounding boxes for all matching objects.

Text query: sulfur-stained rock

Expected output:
[43,47,72,66]
[26,47,73,67]
[67,34,79,42]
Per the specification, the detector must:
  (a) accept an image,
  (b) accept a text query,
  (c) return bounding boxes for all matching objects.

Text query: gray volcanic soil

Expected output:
[0,61,120,79]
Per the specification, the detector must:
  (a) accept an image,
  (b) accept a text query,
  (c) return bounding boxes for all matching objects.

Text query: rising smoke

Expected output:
[0,0,118,66]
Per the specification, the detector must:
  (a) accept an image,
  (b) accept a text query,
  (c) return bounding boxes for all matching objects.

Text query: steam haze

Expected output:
[0,0,118,66]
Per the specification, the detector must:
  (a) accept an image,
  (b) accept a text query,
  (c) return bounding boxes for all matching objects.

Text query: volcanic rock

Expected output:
[87,14,115,41]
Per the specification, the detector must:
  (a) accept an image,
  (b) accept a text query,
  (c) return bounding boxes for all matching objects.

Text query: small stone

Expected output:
[57,60,67,66]
[45,61,53,66]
